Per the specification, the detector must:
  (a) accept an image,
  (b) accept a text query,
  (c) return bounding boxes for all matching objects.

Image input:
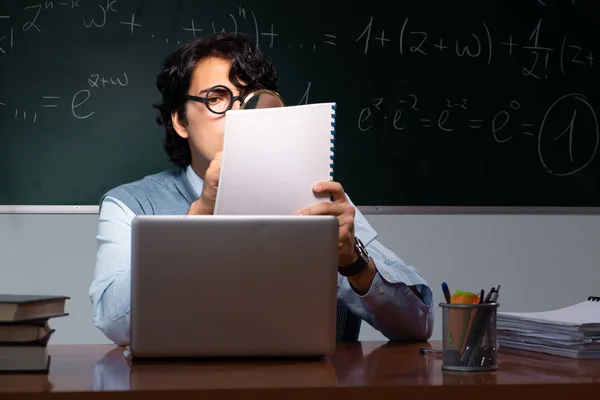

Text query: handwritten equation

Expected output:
[0,1,592,81]
[356,16,593,80]
[357,92,598,176]
[0,74,314,125]
[0,2,289,52]
[0,72,128,123]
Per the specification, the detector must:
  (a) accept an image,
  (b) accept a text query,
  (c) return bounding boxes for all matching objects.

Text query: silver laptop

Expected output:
[129,215,339,359]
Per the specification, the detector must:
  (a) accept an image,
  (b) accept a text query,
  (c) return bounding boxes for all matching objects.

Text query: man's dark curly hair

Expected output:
[152,32,278,167]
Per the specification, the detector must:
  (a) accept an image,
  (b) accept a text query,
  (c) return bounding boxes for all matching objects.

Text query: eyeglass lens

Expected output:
[205,86,233,114]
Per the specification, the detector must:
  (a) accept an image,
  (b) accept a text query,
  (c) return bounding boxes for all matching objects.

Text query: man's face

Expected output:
[171,56,241,166]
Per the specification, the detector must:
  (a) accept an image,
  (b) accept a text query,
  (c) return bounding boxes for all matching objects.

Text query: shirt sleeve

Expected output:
[338,197,434,342]
[88,196,135,346]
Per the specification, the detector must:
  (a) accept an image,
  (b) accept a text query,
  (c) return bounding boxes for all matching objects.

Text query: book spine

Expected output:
[330,103,336,180]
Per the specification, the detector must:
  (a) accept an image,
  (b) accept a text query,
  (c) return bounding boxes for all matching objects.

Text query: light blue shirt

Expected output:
[89,166,434,345]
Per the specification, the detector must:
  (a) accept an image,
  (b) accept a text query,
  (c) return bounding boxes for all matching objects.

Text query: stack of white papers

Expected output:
[497,298,600,359]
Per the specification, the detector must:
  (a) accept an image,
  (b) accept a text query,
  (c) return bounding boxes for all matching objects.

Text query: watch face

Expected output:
[338,237,370,276]
[355,238,369,262]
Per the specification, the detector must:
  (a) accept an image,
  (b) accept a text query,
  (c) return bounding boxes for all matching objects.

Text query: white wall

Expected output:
[1,212,599,344]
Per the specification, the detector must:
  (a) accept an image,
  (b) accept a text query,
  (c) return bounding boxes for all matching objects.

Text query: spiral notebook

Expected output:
[497,296,600,358]
[214,102,336,215]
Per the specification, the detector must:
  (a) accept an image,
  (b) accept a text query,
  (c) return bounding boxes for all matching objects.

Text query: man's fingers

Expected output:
[339,214,354,231]
[297,202,345,216]
[342,203,355,217]
[339,224,353,244]
[313,181,346,203]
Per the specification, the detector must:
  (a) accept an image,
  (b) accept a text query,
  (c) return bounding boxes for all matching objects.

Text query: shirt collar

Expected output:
[185,165,204,199]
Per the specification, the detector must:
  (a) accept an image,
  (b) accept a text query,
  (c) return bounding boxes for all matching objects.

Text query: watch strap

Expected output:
[338,237,369,277]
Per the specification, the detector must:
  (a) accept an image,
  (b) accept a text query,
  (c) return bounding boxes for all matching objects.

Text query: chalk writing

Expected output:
[359,95,523,135]
[71,89,94,119]
[537,93,598,176]
[0,102,37,123]
[356,16,373,55]
[0,1,597,178]
[0,0,589,69]
[40,0,80,9]
[182,20,202,38]
[83,5,106,29]
[360,16,493,64]
[22,4,42,32]
[260,23,278,49]
[298,82,311,105]
[357,92,598,176]
[41,96,60,108]
[324,34,336,46]
[0,28,14,54]
[120,14,141,33]
[212,14,238,35]
[68,72,129,119]
[9,2,589,67]
[1,0,81,47]
[88,73,128,88]
[83,0,117,29]
[356,16,591,78]
[0,70,129,125]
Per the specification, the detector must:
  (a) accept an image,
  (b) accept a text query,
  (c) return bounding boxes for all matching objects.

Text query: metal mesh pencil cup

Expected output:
[439,302,499,372]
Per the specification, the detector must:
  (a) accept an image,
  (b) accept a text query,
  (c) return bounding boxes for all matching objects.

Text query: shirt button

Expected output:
[379,287,385,294]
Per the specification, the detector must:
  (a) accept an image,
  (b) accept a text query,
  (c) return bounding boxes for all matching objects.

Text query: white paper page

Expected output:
[498,300,600,326]
[498,340,600,359]
[214,102,335,215]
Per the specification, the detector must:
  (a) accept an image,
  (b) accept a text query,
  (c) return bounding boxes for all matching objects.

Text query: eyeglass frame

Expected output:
[183,84,284,114]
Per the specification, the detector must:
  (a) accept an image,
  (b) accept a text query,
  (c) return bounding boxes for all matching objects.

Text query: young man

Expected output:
[89,32,433,346]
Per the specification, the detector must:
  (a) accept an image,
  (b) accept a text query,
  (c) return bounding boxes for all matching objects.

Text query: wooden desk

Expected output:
[1,341,599,399]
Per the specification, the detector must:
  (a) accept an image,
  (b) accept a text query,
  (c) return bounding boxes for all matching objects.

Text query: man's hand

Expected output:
[187,151,222,215]
[297,181,377,294]
[295,181,423,299]
[296,181,358,267]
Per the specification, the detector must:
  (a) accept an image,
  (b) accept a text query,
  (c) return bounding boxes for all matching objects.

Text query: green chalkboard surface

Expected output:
[1,0,599,207]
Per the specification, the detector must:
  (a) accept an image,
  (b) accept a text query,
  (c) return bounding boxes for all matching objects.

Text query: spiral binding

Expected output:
[588,296,600,302]
[329,103,336,180]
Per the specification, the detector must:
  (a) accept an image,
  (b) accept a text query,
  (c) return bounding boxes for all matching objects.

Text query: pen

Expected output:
[479,289,485,304]
[463,284,501,365]
[484,287,495,303]
[419,348,443,355]
[441,282,451,303]
[489,285,501,303]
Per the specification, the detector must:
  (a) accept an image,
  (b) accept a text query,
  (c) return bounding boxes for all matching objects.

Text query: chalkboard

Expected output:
[1,0,599,208]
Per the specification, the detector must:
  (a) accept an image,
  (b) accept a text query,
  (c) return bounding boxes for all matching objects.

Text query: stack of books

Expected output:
[0,294,69,373]
[497,296,600,359]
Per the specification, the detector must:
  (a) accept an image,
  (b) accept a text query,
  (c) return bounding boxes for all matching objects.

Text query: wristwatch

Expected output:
[338,237,370,277]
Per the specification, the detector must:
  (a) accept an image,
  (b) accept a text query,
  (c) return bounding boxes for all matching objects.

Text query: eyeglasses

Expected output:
[183,84,284,114]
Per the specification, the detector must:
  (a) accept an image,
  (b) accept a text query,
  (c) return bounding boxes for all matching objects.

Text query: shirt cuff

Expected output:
[354,271,396,302]
[347,262,432,317]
